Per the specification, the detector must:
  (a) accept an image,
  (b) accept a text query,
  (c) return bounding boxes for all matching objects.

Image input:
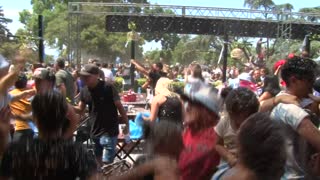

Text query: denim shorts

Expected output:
[93,135,118,164]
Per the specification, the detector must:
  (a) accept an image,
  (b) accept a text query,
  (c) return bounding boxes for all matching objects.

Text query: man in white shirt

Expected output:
[270,57,320,179]
[101,63,114,83]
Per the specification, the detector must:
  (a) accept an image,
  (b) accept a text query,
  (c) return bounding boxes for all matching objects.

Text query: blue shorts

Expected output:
[93,135,118,164]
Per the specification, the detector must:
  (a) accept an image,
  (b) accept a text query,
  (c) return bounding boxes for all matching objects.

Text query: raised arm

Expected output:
[143,95,163,122]
[10,89,35,102]
[130,59,149,76]
[0,70,20,96]
[63,103,80,139]
[259,94,299,112]
[215,135,237,167]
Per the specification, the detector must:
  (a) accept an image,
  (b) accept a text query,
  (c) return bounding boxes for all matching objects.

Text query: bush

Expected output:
[135,78,147,93]
[171,81,185,94]
[114,77,124,93]
[114,77,187,94]
[114,77,148,93]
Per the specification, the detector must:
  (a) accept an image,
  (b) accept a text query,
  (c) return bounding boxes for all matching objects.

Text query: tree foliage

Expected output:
[243,0,275,11]
[17,0,145,63]
[0,6,12,39]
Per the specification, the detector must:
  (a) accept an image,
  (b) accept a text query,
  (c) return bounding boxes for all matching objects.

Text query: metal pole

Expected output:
[67,14,71,63]
[38,15,44,63]
[130,40,135,88]
[222,34,228,83]
[76,15,81,69]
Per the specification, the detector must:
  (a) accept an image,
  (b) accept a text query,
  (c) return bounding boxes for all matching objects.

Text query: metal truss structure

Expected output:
[68,2,320,64]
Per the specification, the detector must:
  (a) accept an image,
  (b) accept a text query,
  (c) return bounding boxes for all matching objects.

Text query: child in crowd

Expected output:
[221,113,286,180]
[213,87,259,179]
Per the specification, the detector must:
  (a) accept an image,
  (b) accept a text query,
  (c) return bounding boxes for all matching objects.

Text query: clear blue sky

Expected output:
[2,0,319,56]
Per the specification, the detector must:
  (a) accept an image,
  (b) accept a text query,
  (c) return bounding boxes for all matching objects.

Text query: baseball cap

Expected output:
[79,64,99,76]
[181,83,220,117]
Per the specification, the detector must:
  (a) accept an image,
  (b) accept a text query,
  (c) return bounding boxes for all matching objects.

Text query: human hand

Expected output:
[309,153,320,176]
[275,94,299,106]
[122,123,129,135]
[309,94,320,104]
[130,59,136,64]
[183,67,189,75]
[227,154,238,167]
[22,89,36,99]
[274,65,282,76]
[142,115,149,121]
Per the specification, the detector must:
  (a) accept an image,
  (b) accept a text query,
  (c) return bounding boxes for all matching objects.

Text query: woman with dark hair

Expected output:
[221,113,286,180]
[184,64,209,95]
[185,64,205,83]
[259,75,281,102]
[0,91,97,180]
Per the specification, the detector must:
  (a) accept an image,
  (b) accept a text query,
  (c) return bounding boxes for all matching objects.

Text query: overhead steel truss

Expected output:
[68,2,320,24]
[68,2,320,64]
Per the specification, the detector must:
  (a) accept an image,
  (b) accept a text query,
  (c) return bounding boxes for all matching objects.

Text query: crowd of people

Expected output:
[1,49,320,180]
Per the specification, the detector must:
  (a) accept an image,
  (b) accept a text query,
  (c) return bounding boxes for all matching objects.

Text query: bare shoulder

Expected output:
[152,94,167,105]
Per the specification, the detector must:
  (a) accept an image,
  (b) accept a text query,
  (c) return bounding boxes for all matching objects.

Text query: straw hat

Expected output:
[231,48,245,60]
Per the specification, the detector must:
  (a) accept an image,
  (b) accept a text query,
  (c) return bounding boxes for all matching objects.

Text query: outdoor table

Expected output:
[121,101,148,109]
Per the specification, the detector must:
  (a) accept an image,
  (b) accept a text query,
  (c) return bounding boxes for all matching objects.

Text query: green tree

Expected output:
[243,0,275,11]
[274,3,294,12]
[0,6,21,59]
[299,6,320,22]
[0,41,20,59]
[16,0,145,64]
[168,35,222,65]
[0,6,13,39]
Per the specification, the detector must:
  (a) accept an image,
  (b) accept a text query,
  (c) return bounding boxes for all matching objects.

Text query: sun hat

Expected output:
[181,83,220,117]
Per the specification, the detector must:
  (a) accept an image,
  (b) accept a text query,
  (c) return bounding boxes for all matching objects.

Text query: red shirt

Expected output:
[179,127,220,180]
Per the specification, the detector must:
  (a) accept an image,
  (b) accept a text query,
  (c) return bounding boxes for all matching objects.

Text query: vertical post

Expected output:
[222,34,228,83]
[130,40,136,88]
[266,37,269,61]
[67,14,72,64]
[38,15,44,63]
[76,15,81,69]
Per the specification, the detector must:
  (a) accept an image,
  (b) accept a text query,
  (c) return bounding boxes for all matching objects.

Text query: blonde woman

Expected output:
[143,77,182,125]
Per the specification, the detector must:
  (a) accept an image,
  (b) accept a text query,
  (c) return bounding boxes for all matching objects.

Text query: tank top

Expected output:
[157,96,182,124]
